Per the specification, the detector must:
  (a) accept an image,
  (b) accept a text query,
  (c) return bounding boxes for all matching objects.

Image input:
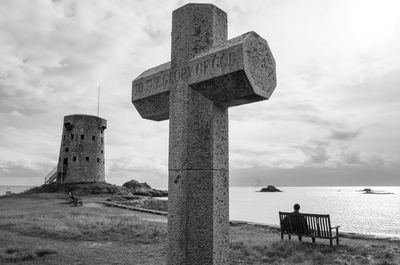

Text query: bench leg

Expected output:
[336,227,339,245]
[281,232,284,241]
[298,236,302,242]
[330,239,333,247]
[312,237,315,244]
[288,234,291,240]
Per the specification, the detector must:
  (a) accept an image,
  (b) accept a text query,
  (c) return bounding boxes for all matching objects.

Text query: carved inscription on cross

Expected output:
[131,3,276,265]
[133,51,240,95]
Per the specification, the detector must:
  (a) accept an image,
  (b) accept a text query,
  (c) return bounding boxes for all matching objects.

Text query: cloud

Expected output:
[107,159,167,187]
[329,129,361,141]
[0,0,400,188]
[296,141,330,165]
[0,160,52,186]
[341,150,398,168]
[230,164,400,187]
[341,151,362,165]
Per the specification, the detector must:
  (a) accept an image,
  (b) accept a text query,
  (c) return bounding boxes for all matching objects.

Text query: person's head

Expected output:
[293,203,300,211]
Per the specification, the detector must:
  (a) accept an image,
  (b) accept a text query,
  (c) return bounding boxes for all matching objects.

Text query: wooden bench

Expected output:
[68,192,83,207]
[279,211,340,246]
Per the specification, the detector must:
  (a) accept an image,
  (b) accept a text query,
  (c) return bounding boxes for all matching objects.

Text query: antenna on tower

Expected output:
[97,86,100,117]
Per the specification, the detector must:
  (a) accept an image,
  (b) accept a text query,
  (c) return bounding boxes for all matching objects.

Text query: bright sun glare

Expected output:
[346,0,400,45]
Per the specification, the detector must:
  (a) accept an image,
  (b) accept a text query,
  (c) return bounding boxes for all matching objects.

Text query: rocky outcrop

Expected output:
[259,185,282,192]
[357,188,394,195]
[122,180,168,197]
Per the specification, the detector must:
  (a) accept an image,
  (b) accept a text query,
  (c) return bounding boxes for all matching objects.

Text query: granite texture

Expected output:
[131,3,276,265]
[57,114,107,184]
[168,170,228,265]
[168,86,228,170]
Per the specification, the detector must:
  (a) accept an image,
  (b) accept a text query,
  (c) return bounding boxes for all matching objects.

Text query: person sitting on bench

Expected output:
[68,192,82,206]
[282,203,309,241]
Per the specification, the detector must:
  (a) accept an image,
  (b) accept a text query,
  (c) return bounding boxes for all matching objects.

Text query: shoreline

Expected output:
[229,220,400,242]
[101,200,400,242]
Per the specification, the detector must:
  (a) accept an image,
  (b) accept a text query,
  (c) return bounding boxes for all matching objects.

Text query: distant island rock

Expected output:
[357,188,394,195]
[259,185,282,192]
[122,180,168,197]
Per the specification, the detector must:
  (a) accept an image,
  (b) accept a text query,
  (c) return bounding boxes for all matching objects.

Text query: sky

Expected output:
[0,0,399,188]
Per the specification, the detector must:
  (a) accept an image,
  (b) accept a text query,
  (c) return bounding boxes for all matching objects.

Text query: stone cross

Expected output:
[131,4,276,265]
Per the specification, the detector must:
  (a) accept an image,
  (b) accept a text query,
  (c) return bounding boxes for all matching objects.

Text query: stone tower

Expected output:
[56,114,107,184]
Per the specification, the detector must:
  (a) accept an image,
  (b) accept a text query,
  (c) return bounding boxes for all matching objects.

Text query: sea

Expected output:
[230,186,400,239]
[1,185,399,238]
[0,186,32,196]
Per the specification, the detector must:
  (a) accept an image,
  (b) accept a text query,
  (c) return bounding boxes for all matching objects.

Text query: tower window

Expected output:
[71,134,74,140]
[101,137,103,143]
[81,135,84,140]
[97,158,100,163]
[101,150,103,154]
[92,136,96,141]
[86,157,89,162]
[65,148,69,152]
[73,156,76,161]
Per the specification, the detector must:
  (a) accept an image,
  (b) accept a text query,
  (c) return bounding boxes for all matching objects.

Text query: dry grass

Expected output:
[0,247,57,263]
[229,223,400,265]
[0,194,166,244]
[1,193,399,264]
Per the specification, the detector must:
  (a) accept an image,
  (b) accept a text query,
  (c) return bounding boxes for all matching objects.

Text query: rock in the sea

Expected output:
[358,188,394,195]
[122,180,168,197]
[259,185,282,192]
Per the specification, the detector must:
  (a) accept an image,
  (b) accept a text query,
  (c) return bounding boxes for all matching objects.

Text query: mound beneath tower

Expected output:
[24,182,131,196]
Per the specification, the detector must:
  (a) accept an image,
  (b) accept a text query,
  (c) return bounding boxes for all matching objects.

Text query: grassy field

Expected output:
[0,193,399,265]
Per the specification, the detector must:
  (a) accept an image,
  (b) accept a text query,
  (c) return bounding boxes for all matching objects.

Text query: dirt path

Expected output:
[83,199,168,223]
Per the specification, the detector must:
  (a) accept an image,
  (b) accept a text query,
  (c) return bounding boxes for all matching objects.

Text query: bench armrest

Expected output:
[331,226,340,229]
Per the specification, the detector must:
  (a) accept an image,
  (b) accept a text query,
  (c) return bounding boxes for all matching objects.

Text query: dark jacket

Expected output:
[282,212,309,234]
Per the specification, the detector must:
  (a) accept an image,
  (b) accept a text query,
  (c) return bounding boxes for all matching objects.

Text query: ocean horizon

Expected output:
[0,186,33,195]
[2,185,399,239]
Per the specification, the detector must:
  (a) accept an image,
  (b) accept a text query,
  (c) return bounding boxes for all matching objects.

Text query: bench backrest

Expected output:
[279,212,332,238]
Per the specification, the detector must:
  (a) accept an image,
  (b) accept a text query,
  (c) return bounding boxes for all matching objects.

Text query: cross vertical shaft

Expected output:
[168,4,229,265]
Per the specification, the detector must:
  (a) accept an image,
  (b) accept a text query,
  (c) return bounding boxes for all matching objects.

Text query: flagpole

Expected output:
[97,86,100,116]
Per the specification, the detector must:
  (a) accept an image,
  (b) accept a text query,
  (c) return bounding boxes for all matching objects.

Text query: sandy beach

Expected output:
[0,193,399,265]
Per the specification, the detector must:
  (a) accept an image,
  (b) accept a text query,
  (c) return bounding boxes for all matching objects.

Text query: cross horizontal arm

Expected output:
[188,31,276,107]
[131,62,171,121]
[131,31,276,120]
